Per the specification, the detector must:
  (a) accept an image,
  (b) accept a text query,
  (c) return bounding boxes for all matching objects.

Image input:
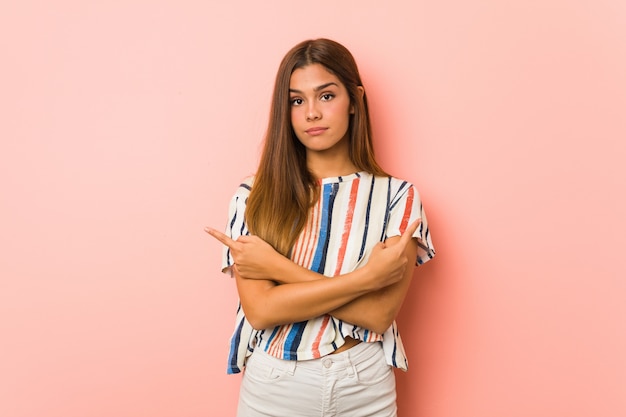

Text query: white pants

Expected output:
[237,341,397,417]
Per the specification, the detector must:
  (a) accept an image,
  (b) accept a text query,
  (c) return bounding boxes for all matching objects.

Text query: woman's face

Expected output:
[289,64,353,160]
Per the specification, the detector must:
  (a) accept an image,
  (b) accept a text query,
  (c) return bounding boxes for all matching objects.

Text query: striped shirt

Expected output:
[221,171,435,374]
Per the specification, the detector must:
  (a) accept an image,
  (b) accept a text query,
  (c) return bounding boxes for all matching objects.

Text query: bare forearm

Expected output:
[223,221,421,331]
[329,276,411,334]
[268,254,322,284]
[331,238,418,332]
[259,238,418,333]
[237,266,376,329]
[265,254,397,331]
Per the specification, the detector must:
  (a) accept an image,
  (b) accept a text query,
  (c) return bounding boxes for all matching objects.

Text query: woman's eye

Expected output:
[320,93,334,101]
[290,98,303,106]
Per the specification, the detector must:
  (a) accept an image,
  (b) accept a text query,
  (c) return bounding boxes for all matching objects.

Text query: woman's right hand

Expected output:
[204,227,283,280]
[362,219,421,290]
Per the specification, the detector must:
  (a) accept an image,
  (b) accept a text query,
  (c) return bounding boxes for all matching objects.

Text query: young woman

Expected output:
[206,38,435,417]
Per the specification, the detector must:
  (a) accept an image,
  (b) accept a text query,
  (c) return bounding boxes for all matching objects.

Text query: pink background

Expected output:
[2,1,625,416]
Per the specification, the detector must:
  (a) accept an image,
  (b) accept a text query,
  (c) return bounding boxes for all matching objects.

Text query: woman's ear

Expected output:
[350,86,365,114]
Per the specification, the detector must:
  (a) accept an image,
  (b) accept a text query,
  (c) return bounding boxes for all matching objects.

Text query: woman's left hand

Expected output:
[204,227,281,280]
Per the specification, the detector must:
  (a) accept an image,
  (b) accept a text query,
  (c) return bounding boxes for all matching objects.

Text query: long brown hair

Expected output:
[246,39,388,256]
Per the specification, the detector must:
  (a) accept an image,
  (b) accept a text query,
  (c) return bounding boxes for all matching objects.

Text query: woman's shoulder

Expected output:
[228,175,255,199]
[240,175,255,189]
[238,175,256,189]
[368,173,416,190]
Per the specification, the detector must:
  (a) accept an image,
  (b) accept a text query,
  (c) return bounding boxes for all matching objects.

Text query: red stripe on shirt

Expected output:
[334,178,360,275]
[399,186,414,234]
[311,314,331,358]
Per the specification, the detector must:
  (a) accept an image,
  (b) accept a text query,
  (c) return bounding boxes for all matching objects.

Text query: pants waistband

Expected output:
[251,341,383,376]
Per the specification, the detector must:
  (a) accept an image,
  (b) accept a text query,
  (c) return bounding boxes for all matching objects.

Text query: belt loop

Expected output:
[285,357,297,376]
[345,348,357,379]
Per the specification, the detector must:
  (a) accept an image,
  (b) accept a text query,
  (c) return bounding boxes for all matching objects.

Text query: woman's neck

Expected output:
[307,155,358,179]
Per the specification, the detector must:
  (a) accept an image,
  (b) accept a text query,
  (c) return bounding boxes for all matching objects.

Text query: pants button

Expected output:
[323,358,332,368]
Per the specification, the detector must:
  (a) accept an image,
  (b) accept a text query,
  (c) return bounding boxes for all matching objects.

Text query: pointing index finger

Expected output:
[204,227,237,248]
[399,219,422,249]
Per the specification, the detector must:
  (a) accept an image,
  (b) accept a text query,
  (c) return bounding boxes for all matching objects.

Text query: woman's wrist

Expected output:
[271,254,293,283]
[271,255,320,284]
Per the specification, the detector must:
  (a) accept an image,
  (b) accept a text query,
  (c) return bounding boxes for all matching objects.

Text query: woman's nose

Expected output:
[306,103,321,121]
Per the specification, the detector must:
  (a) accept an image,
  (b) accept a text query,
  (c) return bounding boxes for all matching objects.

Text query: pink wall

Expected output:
[2,1,625,416]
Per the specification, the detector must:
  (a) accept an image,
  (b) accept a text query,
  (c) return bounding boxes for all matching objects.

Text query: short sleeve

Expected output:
[220,178,257,374]
[385,181,435,266]
[221,178,254,276]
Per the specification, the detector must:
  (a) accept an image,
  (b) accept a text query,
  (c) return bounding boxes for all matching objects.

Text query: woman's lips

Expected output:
[305,127,328,136]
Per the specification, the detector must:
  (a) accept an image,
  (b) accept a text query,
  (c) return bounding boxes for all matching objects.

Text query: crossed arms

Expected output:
[205,220,420,334]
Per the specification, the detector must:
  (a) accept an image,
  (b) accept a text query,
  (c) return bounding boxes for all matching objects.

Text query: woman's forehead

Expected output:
[289,64,344,91]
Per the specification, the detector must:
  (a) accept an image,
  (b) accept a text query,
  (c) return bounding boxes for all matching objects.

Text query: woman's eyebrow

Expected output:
[289,82,339,94]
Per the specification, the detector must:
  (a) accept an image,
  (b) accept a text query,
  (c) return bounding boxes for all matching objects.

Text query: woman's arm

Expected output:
[223,232,419,333]
[216,232,418,333]
[205,221,419,330]
[329,236,418,333]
